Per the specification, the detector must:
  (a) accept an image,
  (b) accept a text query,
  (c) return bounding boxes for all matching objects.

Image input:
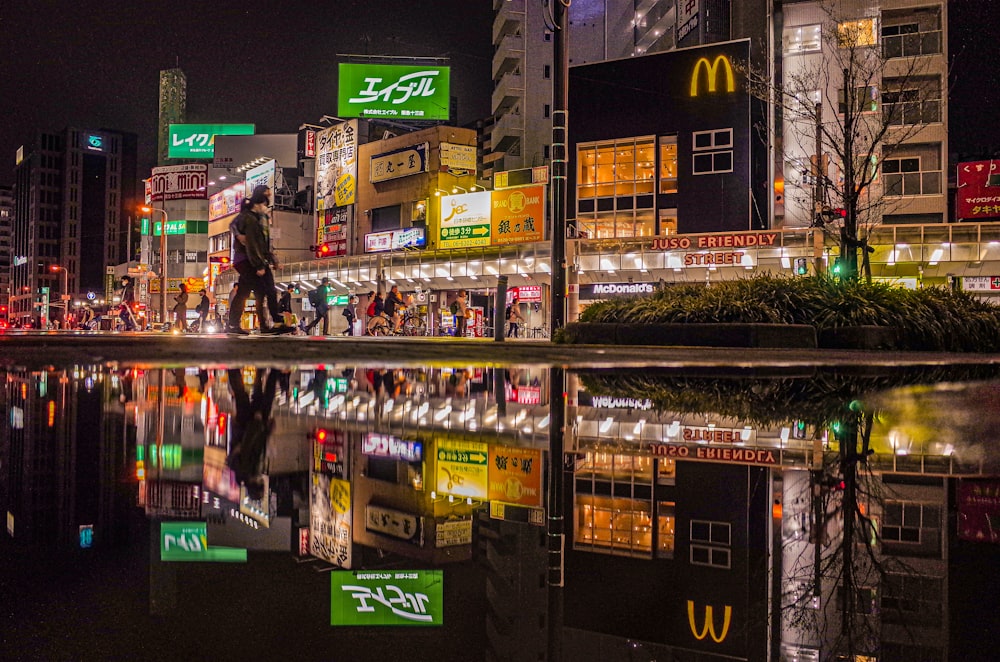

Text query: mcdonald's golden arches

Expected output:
[689,55,736,97]
[686,600,732,643]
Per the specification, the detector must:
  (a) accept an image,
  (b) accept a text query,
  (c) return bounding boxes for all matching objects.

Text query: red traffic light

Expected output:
[314,243,332,258]
[315,428,328,442]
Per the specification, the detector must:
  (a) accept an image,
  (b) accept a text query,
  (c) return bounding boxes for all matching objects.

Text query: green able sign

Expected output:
[160,522,247,563]
[331,570,443,626]
[338,63,450,121]
[168,123,255,159]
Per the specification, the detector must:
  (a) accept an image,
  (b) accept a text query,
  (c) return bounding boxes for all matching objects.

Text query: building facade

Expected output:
[10,128,138,327]
[0,185,12,322]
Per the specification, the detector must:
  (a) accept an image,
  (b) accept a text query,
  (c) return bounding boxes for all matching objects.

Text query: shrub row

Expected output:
[572,275,1000,352]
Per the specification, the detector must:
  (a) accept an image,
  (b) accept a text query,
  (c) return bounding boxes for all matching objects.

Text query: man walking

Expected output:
[305,277,331,335]
[454,289,468,338]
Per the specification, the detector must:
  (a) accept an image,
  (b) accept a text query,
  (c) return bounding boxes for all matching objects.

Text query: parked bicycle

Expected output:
[367,311,427,336]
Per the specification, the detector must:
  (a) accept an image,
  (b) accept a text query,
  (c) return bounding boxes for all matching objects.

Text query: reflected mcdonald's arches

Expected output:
[686,600,732,643]
[689,55,735,97]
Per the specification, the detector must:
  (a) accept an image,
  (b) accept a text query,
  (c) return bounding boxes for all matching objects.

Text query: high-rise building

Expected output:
[10,128,138,326]
[157,68,187,166]
[0,185,12,319]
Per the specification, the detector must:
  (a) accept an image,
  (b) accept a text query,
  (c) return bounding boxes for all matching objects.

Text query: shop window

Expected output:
[689,519,731,569]
[783,24,821,54]
[691,129,733,176]
[658,136,677,193]
[658,209,678,236]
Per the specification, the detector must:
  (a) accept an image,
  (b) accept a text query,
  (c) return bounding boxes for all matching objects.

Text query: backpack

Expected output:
[342,307,355,319]
[505,305,512,321]
[450,300,459,315]
[308,287,323,306]
[367,301,377,317]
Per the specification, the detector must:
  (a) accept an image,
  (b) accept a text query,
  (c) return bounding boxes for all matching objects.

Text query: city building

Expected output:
[0,185,12,322]
[157,68,187,166]
[10,128,138,327]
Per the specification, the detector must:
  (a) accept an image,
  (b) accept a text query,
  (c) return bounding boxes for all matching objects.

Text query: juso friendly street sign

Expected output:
[331,570,443,626]
[338,63,450,121]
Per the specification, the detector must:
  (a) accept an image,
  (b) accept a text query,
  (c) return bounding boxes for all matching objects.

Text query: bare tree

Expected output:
[746,1,944,281]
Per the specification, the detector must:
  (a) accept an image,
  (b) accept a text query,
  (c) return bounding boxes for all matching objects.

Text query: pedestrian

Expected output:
[305,277,331,335]
[172,282,189,331]
[227,186,291,334]
[506,296,525,338]
[342,296,357,335]
[195,288,212,331]
[454,289,468,338]
[118,275,139,330]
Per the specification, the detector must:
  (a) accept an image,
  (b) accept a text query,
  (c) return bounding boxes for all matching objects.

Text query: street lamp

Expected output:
[451,186,468,194]
[141,205,168,326]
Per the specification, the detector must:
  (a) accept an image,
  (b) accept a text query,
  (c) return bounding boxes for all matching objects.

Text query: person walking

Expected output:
[342,296,357,336]
[118,275,139,330]
[195,288,212,331]
[305,277,331,335]
[227,186,289,334]
[506,297,525,338]
[454,289,468,338]
[172,282,190,332]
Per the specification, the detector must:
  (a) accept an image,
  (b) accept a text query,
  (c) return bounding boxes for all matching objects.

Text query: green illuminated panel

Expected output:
[168,123,255,159]
[338,64,450,121]
[331,570,443,626]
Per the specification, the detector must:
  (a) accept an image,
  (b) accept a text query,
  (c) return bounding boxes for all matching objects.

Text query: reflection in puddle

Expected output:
[3,362,1000,660]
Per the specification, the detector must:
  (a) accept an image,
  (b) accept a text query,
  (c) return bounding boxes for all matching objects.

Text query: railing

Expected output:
[882,29,942,59]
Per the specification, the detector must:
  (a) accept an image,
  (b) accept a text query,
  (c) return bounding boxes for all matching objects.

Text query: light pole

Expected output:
[141,206,169,326]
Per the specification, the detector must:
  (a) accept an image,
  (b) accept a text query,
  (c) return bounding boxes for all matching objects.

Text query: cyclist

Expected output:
[384,285,405,333]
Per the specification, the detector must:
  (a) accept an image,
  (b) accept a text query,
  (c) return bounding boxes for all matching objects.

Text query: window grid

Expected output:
[882,501,939,543]
[691,129,733,176]
[689,520,731,569]
[882,157,941,197]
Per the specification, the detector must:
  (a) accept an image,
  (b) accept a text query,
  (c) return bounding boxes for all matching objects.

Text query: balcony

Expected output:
[493,0,524,43]
[492,112,524,154]
[492,33,524,80]
[491,72,524,114]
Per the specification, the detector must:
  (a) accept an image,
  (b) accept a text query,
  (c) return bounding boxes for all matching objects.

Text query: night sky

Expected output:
[2,2,998,187]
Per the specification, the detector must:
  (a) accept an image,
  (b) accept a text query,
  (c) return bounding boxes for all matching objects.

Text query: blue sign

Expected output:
[79,524,94,548]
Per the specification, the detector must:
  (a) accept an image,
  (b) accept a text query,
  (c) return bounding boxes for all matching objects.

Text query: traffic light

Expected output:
[831,258,843,276]
[819,206,847,223]
[794,257,809,276]
[310,243,332,258]
[793,420,807,439]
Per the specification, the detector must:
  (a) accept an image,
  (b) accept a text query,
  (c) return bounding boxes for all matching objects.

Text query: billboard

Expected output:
[438,191,491,249]
[244,159,276,198]
[370,143,428,183]
[364,227,426,253]
[209,182,245,221]
[316,120,358,211]
[310,435,353,568]
[150,163,208,201]
[168,123,255,159]
[491,185,545,245]
[488,445,542,508]
[338,63,450,121]
[957,160,1000,220]
[435,440,488,499]
[331,570,443,626]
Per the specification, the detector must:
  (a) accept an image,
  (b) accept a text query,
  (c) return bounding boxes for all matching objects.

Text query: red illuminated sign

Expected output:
[957,160,1000,220]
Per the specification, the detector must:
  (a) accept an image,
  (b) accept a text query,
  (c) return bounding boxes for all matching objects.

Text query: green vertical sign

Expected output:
[331,570,444,626]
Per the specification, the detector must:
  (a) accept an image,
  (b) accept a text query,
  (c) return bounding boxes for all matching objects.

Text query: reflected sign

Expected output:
[331,570,444,626]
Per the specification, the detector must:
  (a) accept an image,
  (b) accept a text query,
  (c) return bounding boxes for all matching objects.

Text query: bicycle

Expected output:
[367,311,427,336]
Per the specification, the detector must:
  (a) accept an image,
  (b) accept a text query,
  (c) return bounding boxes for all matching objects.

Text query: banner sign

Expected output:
[435,519,473,547]
[438,191,491,249]
[958,479,1000,543]
[209,183,245,221]
[364,227,426,253]
[150,164,208,201]
[508,285,542,303]
[580,282,656,300]
[338,63,450,121]
[311,447,353,568]
[365,504,421,542]
[957,160,1000,220]
[168,123,255,159]
[494,165,549,189]
[371,143,428,183]
[362,433,423,462]
[491,185,545,245]
[331,570,443,626]
[316,120,358,211]
[488,446,542,508]
[160,522,247,562]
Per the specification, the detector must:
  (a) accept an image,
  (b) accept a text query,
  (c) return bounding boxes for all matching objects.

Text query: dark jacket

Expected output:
[239,210,276,271]
[385,290,404,316]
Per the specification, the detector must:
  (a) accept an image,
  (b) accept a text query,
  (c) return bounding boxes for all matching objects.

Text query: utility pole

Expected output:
[549,0,569,334]
[813,102,825,273]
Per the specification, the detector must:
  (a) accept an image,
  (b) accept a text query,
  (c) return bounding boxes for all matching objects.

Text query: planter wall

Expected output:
[561,323,817,348]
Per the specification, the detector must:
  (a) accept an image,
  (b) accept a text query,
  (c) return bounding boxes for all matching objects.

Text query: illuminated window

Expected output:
[657,501,676,557]
[691,129,733,176]
[659,136,677,193]
[577,137,657,239]
[837,18,878,47]
[576,494,653,554]
[783,24,821,54]
[690,519,731,568]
